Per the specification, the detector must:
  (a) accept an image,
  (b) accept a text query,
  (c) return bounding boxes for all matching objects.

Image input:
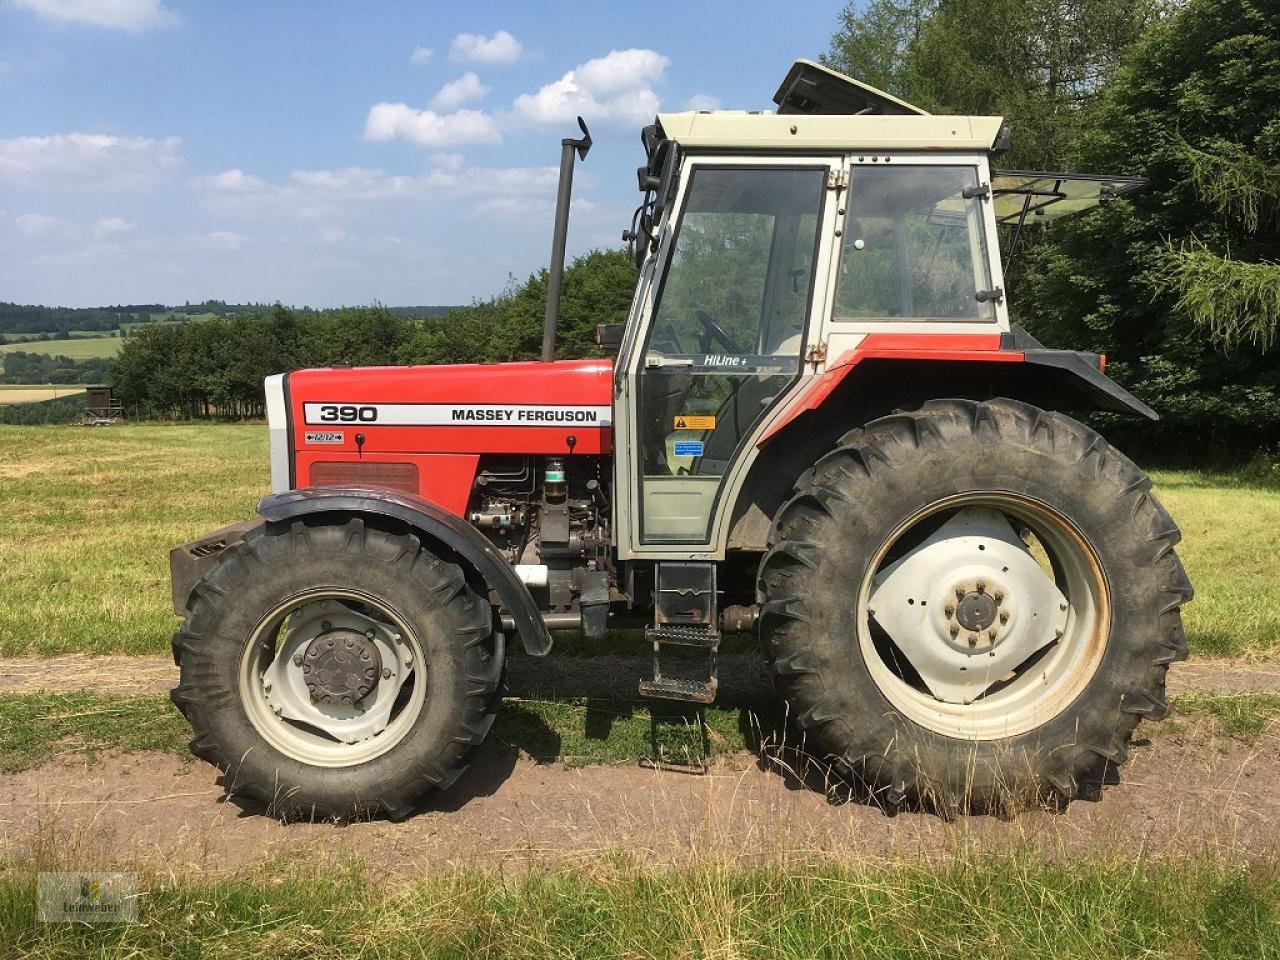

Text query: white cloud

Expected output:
[409,46,433,65]
[207,168,269,193]
[203,230,247,252]
[510,49,667,128]
[685,94,721,112]
[199,161,563,221]
[364,103,501,147]
[316,224,347,244]
[429,72,490,111]
[450,30,522,65]
[0,132,181,190]
[93,216,135,237]
[15,213,58,236]
[12,0,178,30]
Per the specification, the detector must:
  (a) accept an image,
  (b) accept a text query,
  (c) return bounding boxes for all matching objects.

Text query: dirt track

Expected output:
[2,723,1276,876]
[3,652,1280,699]
[2,653,1279,874]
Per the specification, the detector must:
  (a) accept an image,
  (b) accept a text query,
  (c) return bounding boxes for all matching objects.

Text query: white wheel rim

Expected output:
[238,589,427,767]
[858,493,1110,740]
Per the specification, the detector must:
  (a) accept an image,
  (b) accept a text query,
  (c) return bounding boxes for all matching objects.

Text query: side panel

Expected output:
[283,359,614,511]
[287,359,615,459]
[293,451,480,516]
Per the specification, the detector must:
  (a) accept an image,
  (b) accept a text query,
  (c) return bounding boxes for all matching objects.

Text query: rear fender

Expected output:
[727,330,1157,551]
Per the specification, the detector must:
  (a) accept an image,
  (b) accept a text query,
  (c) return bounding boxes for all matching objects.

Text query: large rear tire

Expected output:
[759,398,1191,813]
[170,516,503,821]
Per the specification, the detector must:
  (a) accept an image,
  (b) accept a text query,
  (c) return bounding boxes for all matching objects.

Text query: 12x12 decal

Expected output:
[303,403,613,427]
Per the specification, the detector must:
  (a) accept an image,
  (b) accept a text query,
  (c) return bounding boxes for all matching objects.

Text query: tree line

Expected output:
[109,250,633,419]
[827,0,1279,453]
[0,351,111,385]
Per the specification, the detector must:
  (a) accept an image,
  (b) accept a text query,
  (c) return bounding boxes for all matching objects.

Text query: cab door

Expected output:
[615,157,839,556]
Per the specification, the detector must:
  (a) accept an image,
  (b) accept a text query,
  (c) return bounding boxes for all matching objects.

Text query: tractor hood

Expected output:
[282,358,615,460]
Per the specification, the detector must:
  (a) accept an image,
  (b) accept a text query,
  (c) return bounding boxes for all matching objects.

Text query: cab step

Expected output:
[639,562,720,704]
[638,676,718,704]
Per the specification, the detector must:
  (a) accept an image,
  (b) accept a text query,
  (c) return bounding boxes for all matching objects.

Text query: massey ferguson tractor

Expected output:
[168,61,1191,820]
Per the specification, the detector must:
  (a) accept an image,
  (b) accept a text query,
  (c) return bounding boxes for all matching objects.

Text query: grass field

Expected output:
[0,423,1276,658]
[0,689,1275,775]
[2,851,1278,959]
[0,336,120,360]
[0,386,86,405]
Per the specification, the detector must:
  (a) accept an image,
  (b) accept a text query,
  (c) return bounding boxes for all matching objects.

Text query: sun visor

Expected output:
[773,59,928,116]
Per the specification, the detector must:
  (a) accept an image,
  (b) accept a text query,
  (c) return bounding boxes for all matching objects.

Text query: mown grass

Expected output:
[0,693,190,773]
[0,424,265,657]
[0,336,121,360]
[0,853,1276,959]
[0,690,1273,776]
[0,424,1276,658]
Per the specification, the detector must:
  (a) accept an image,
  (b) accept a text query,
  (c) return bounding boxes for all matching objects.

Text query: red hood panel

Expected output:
[287,359,615,456]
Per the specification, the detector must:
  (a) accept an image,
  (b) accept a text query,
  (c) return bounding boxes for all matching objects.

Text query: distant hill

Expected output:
[0,301,462,335]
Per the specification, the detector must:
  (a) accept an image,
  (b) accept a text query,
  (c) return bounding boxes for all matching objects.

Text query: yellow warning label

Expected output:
[674,415,716,430]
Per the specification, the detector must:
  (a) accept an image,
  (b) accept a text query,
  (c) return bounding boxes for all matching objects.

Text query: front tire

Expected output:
[170,516,504,821]
[759,399,1191,813]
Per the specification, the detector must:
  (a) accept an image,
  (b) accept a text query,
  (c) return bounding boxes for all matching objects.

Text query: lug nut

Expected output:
[365,629,376,640]
[949,625,960,638]
[994,591,1005,603]
[944,605,955,617]
[382,668,392,679]
[956,588,966,600]
[969,633,979,646]
[999,612,1009,624]
[292,652,303,666]
[976,580,986,594]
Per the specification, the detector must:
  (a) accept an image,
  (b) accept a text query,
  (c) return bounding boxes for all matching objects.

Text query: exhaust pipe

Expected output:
[542,116,593,362]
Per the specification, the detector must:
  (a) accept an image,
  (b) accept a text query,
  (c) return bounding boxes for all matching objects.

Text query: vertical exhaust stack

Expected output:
[542,116,593,362]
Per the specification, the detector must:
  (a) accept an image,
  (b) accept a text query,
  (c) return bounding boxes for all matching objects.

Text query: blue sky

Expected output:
[0,0,843,307]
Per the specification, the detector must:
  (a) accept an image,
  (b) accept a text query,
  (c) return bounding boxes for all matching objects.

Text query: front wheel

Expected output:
[170,517,504,821]
[759,399,1191,813]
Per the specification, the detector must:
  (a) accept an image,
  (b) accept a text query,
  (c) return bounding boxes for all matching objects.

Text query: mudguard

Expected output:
[168,486,550,656]
[255,486,552,655]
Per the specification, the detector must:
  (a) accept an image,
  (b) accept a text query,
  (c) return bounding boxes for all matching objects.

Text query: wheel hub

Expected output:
[301,628,382,705]
[868,507,1069,704]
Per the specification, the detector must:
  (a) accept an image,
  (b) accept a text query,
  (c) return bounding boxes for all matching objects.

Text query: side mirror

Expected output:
[595,324,624,352]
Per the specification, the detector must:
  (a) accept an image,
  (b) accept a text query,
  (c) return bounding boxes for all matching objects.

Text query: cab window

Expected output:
[835,165,995,321]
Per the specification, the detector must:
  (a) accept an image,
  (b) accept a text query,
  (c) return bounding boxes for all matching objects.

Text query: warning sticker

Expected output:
[305,431,344,444]
[673,415,716,430]
[673,440,705,457]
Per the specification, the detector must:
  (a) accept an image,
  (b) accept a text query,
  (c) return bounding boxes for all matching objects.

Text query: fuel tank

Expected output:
[276,359,614,515]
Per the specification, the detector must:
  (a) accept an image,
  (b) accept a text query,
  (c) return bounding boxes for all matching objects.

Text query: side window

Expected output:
[836,165,995,321]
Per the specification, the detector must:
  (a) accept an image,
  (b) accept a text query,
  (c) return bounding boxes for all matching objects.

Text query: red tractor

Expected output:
[169,61,1190,819]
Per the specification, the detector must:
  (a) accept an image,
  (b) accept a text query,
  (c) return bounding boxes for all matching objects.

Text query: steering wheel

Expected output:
[695,309,746,354]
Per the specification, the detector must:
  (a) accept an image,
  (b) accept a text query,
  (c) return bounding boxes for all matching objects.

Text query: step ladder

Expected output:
[638,563,719,704]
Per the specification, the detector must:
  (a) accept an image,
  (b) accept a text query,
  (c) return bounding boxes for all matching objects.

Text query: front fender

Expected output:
[257,486,553,656]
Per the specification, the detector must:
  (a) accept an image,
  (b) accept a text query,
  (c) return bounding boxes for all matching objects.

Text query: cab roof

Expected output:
[656,59,1005,153]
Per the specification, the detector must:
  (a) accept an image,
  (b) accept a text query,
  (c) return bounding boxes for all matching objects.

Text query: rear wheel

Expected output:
[171,516,503,820]
[759,398,1191,813]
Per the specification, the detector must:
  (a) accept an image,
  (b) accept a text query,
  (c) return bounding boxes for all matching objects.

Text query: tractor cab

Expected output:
[610,60,1146,559]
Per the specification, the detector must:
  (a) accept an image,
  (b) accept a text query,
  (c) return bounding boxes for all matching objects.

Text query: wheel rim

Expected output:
[858,493,1110,740]
[238,588,427,767]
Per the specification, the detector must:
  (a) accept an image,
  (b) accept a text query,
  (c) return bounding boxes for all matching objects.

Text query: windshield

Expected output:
[835,165,995,321]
